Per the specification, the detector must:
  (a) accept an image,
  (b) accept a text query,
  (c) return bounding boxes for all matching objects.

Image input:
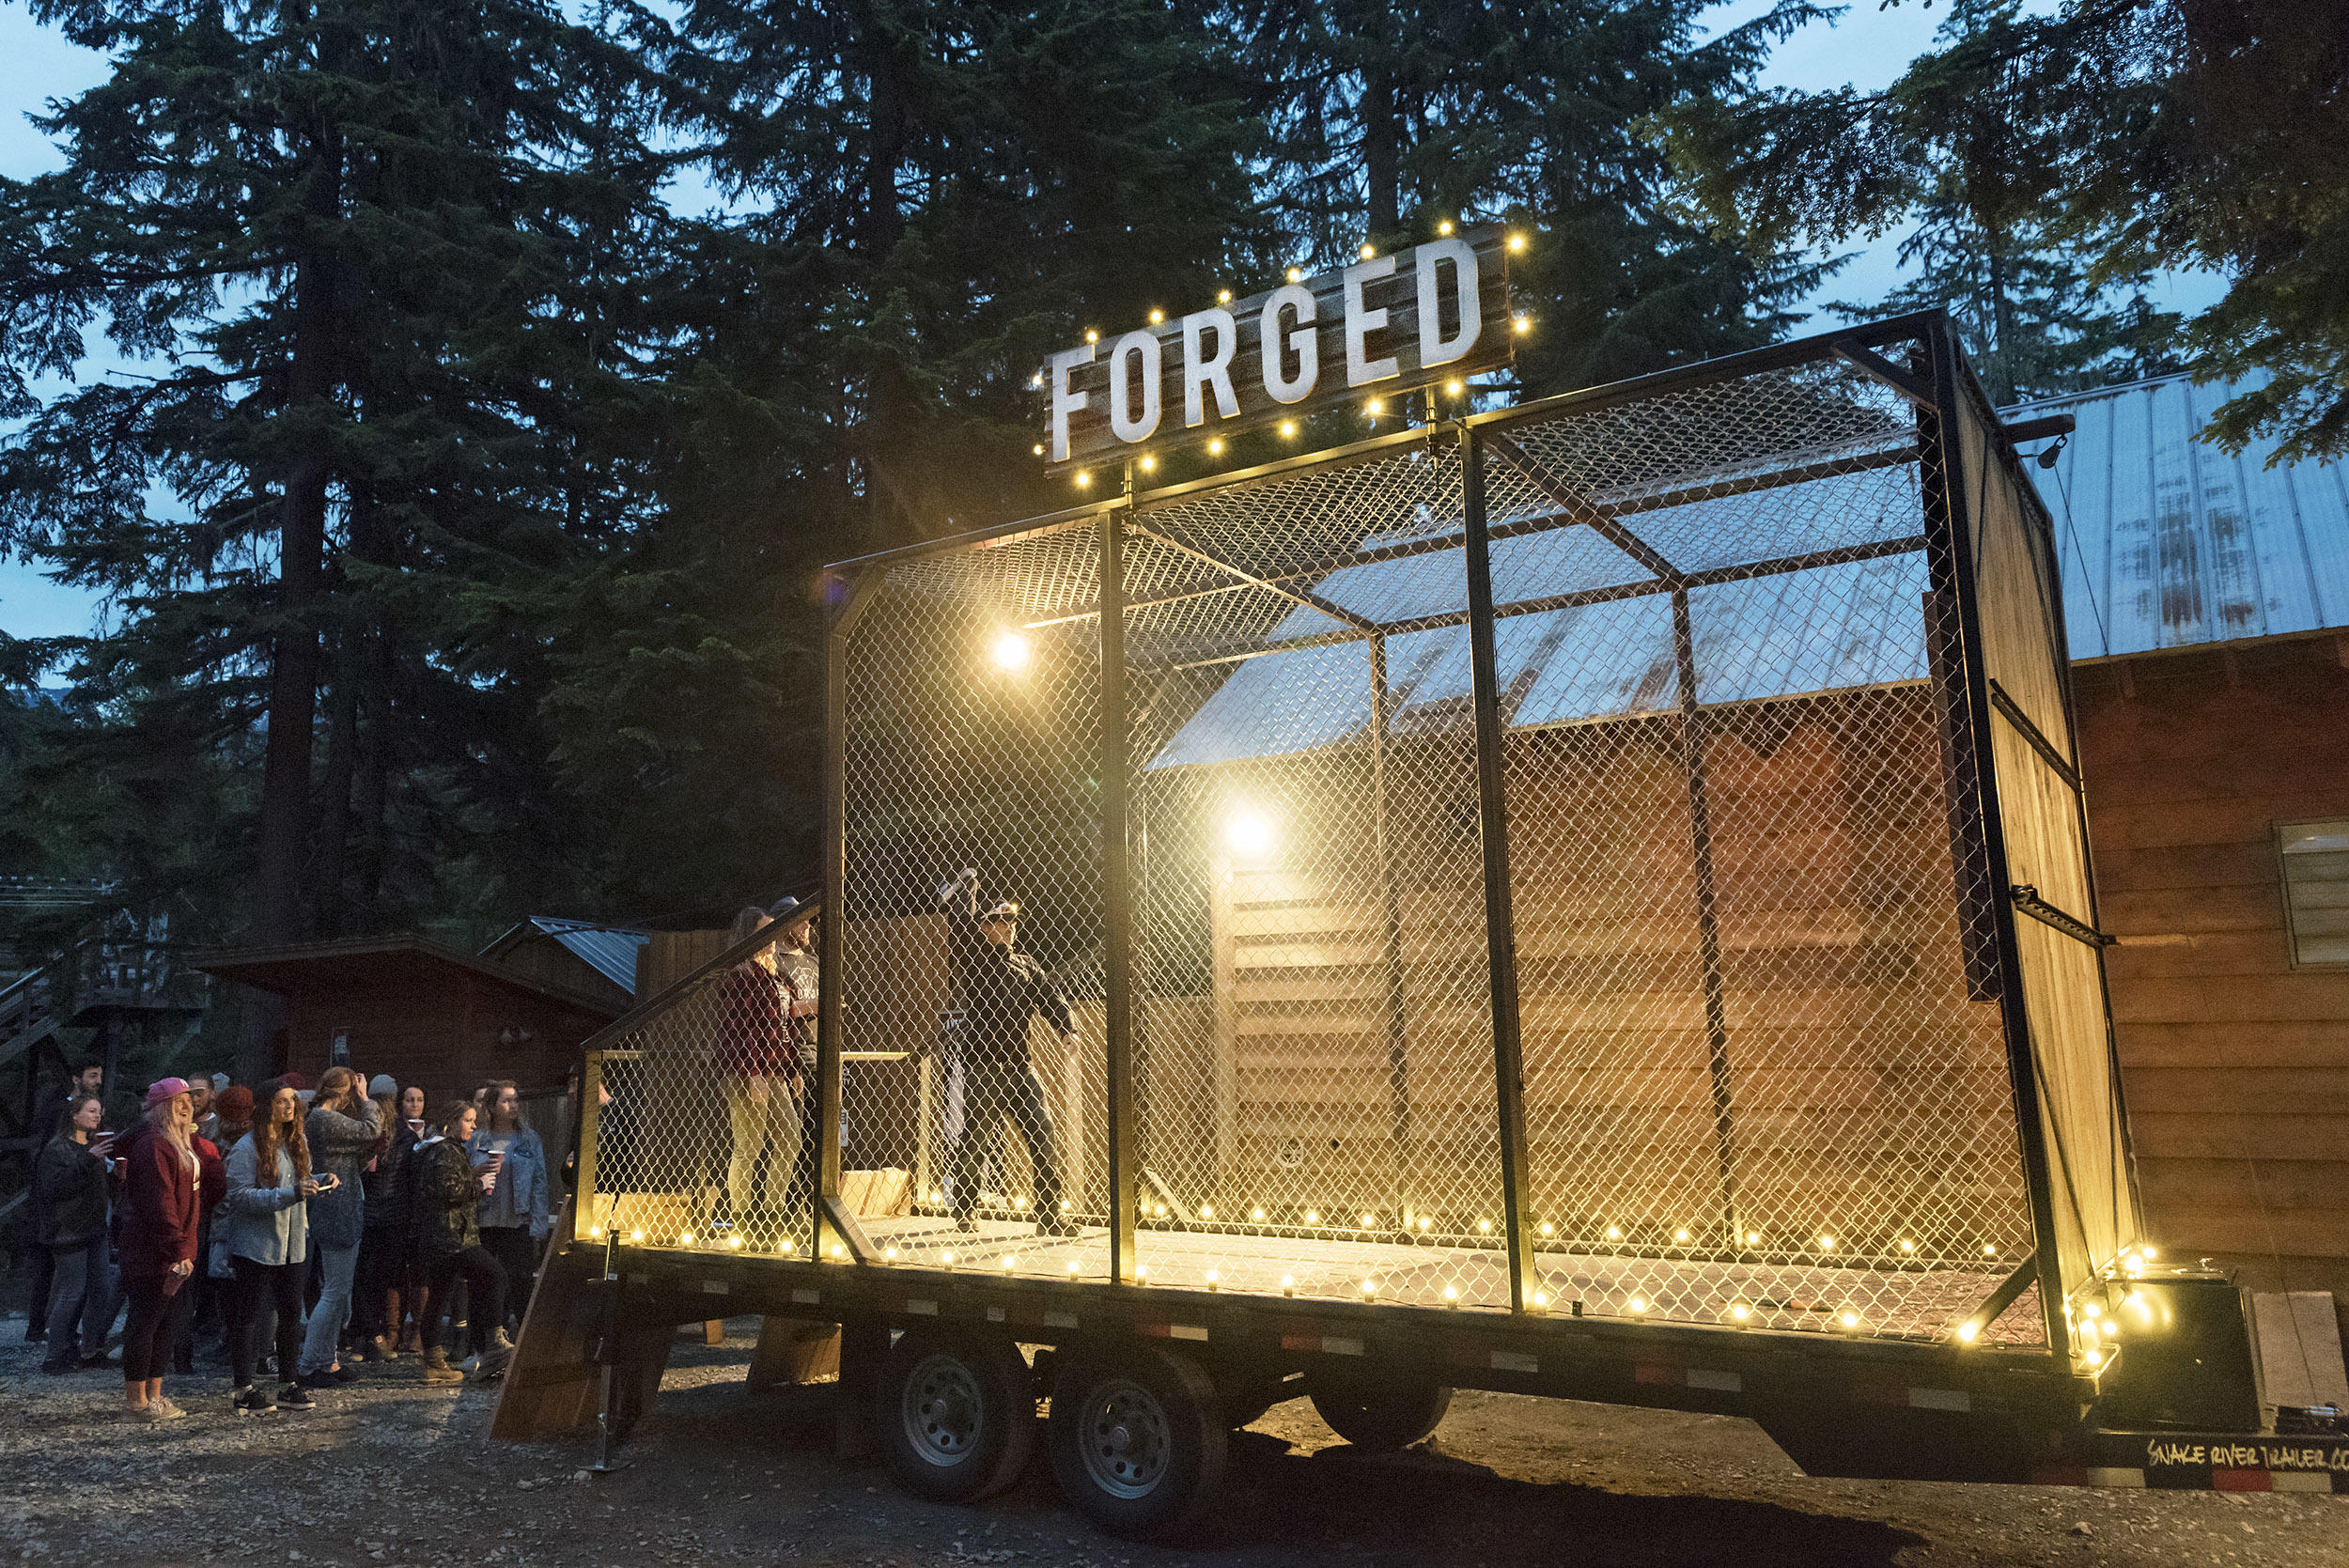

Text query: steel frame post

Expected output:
[572,1048,603,1246]
[817,569,879,1260]
[1368,635,1413,1223]
[1671,590,1742,1250]
[1099,505,1140,1283]
[1459,427,1538,1307]
[1920,321,2072,1359]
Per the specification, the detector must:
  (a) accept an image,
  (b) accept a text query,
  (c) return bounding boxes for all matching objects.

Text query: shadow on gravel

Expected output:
[628,1380,1922,1566]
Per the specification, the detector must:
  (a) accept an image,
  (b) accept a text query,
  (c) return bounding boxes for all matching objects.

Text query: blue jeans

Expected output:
[43,1236,116,1362]
[297,1240,359,1376]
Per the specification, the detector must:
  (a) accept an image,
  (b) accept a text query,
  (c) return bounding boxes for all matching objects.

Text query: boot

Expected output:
[420,1347,464,1386]
[363,1334,392,1362]
[398,1327,422,1356]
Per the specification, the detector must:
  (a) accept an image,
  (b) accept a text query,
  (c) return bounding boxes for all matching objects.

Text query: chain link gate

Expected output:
[574,313,2139,1363]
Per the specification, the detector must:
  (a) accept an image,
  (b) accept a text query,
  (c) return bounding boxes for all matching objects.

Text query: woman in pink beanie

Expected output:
[115,1079,201,1421]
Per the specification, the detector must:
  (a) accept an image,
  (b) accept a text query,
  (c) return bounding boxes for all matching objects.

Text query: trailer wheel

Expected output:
[1048,1345,1227,1539]
[1308,1378,1453,1452]
[875,1328,1037,1502]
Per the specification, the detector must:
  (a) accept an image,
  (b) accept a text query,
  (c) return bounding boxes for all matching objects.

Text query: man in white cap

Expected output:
[937,868,1078,1238]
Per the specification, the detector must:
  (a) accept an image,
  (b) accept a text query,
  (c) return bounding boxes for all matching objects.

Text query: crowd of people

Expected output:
[19,1062,554,1422]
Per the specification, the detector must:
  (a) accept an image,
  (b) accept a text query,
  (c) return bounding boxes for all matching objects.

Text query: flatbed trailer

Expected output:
[502,313,2342,1535]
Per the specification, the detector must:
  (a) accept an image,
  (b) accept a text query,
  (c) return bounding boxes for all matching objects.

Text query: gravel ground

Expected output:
[2,1312,2342,1567]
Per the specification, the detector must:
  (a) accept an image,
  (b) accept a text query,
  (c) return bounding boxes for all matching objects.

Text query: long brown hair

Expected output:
[252,1085,311,1188]
[314,1065,361,1115]
[480,1079,529,1134]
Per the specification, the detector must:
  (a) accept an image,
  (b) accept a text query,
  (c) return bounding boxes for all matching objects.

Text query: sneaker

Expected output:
[327,1362,362,1384]
[276,1383,316,1411]
[361,1336,390,1363]
[232,1384,277,1416]
[470,1344,513,1383]
[295,1370,338,1391]
[458,1351,482,1376]
[153,1396,187,1419]
[122,1405,172,1424]
[40,1358,78,1375]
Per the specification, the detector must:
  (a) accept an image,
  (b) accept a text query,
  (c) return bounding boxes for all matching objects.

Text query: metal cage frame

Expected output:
[577,310,2142,1371]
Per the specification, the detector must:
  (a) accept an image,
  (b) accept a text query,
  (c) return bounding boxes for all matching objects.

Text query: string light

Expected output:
[1205,1268,1220,1290]
[1303,1210,1319,1225]
[1361,1214,1376,1229]
[1032,443,1045,457]
[1278,420,1298,438]
[1075,472,1093,489]
[1152,1203,1167,1218]
[589,1225,602,1238]
[1839,1312,1862,1330]
[1359,1279,1378,1297]
[1444,379,1464,396]
[1147,308,1163,323]
[1285,267,1303,283]
[1084,328,1098,343]
[1529,1291,1549,1312]
[1476,1219,1491,1234]
[1360,243,1376,259]
[1206,438,1224,456]
[830,1242,846,1258]
[1673,1228,1691,1244]
[1605,1225,1623,1241]
[1512,316,1532,334]
[1506,233,1527,253]
[1745,1232,1762,1247]
[1729,1303,1751,1322]
[1217,288,1233,303]
[1899,1239,1916,1253]
[1062,1200,1073,1212]
[882,1247,897,1261]
[1199,1205,1214,1219]
[1364,397,1383,416]
[1014,1196,1029,1210]
[1418,1217,1432,1231]
[1983,1244,1997,1257]
[1029,373,1043,389]
[629,1230,644,1243]
[1281,1276,1295,1296]
[1957,1321,1981,1343]
[1441,1285,1458,1306]
[941,1250,957,1266]
[1136,1265,1150,1281]
[1436,219,1455,237]
[726,1235,742,1250]
[1817,1236,1835,1251]
[1138,455,1156,474]
[1627,1296,1649,1313]
[1001,1254,1018,1271]
[930,1189,943,1203]
[1066,1260,1081,1275]
[1251,1207,1267,1222]
[1538,1222,1554,1236]
[679,1231,694,1247]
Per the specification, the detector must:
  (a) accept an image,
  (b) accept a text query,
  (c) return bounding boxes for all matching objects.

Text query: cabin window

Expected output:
[2278,818,2349,967]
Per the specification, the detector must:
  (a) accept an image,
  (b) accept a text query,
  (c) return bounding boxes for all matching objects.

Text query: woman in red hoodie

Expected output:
[116,1079,202,1422]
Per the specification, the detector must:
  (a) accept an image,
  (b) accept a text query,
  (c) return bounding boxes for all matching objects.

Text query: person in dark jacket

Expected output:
[114,1079,202,1422]
[937,868,1079,1237]
[413,1101,511,1384]
[353,1078,415,1358]
[716,907,801,1241]
[34,1094,117,1373]
[295,1065,381,1388]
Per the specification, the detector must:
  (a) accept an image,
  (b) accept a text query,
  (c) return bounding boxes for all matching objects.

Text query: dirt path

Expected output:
[2,1316,2341,1567]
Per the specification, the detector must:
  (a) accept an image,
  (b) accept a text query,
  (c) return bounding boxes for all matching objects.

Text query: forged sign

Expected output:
[1040,225,1516,472]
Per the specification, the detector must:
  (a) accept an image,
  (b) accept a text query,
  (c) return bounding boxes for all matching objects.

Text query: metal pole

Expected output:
[1099,502,1139,1282]
[1368,635,1413,1222]
[1459,427,1537,1307]
[590,1227,627,1472]
[1671,589,1741,1250]
[816,572,872,1258]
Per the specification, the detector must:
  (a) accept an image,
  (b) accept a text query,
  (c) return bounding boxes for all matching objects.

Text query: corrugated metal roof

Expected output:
[1150,465,1932,769]
[2018,370,2349,659]
[512,918,646,995]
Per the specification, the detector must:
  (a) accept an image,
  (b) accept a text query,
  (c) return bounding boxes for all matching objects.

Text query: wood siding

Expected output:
[2077,633,2349,1329]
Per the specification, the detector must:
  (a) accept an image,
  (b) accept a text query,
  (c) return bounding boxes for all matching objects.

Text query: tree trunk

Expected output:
[1363,67,1400,241]
[310,617,362,937]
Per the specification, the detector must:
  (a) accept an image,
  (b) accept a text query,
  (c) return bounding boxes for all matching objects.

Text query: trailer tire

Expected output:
[1048,1344,1228,1540]
[1308,1378,1453,1452]
[875,1328,1037,1503]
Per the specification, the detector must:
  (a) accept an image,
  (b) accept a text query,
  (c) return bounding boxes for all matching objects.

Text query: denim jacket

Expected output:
[465,1125,552,1241]
[219,1134,309,1266]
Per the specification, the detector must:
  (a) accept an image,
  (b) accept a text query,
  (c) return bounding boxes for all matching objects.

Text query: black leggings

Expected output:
[120,1274,191,1384]
[230,1256,305,1389]
[424,1247,507,1356]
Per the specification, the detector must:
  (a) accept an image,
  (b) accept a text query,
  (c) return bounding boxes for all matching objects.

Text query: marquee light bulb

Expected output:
[1444,379,1464,396]
[1817,1236,1835,1251]
[1148,308,1164,323]
[630,1229,644,1243]
[1360,243,1376,259]
[1084,328,1098,343]
[1032,443,1045,457]
[1217,288,1233,303]
[1673,1228,1691,1244]
[1206,438,1225,455]
[1138,454,1156,473]
[1067,1260,1081,1274]
[1075,471,1093,488]
[1285,267,1303,283]
[1278,419,1298,438]
[1512,316,1532,334]
[990,630,1033,672]
[1506,233,1527,253]
[1437,219,1455,237]
[1226,808,1277,858]
[1364,396,1384,416]
[1251,1207,1266,1222]
[1303,1210,1319,1225]
[1606,1225,1622,1241]
[1199,1205,1214,1219]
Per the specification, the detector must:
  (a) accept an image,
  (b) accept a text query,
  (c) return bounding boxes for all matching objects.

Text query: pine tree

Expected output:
[0,0,678,950]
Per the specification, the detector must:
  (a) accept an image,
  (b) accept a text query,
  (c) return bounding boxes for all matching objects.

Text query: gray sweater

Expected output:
[304,1098,381,1250]
[219,1135,309,1266]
